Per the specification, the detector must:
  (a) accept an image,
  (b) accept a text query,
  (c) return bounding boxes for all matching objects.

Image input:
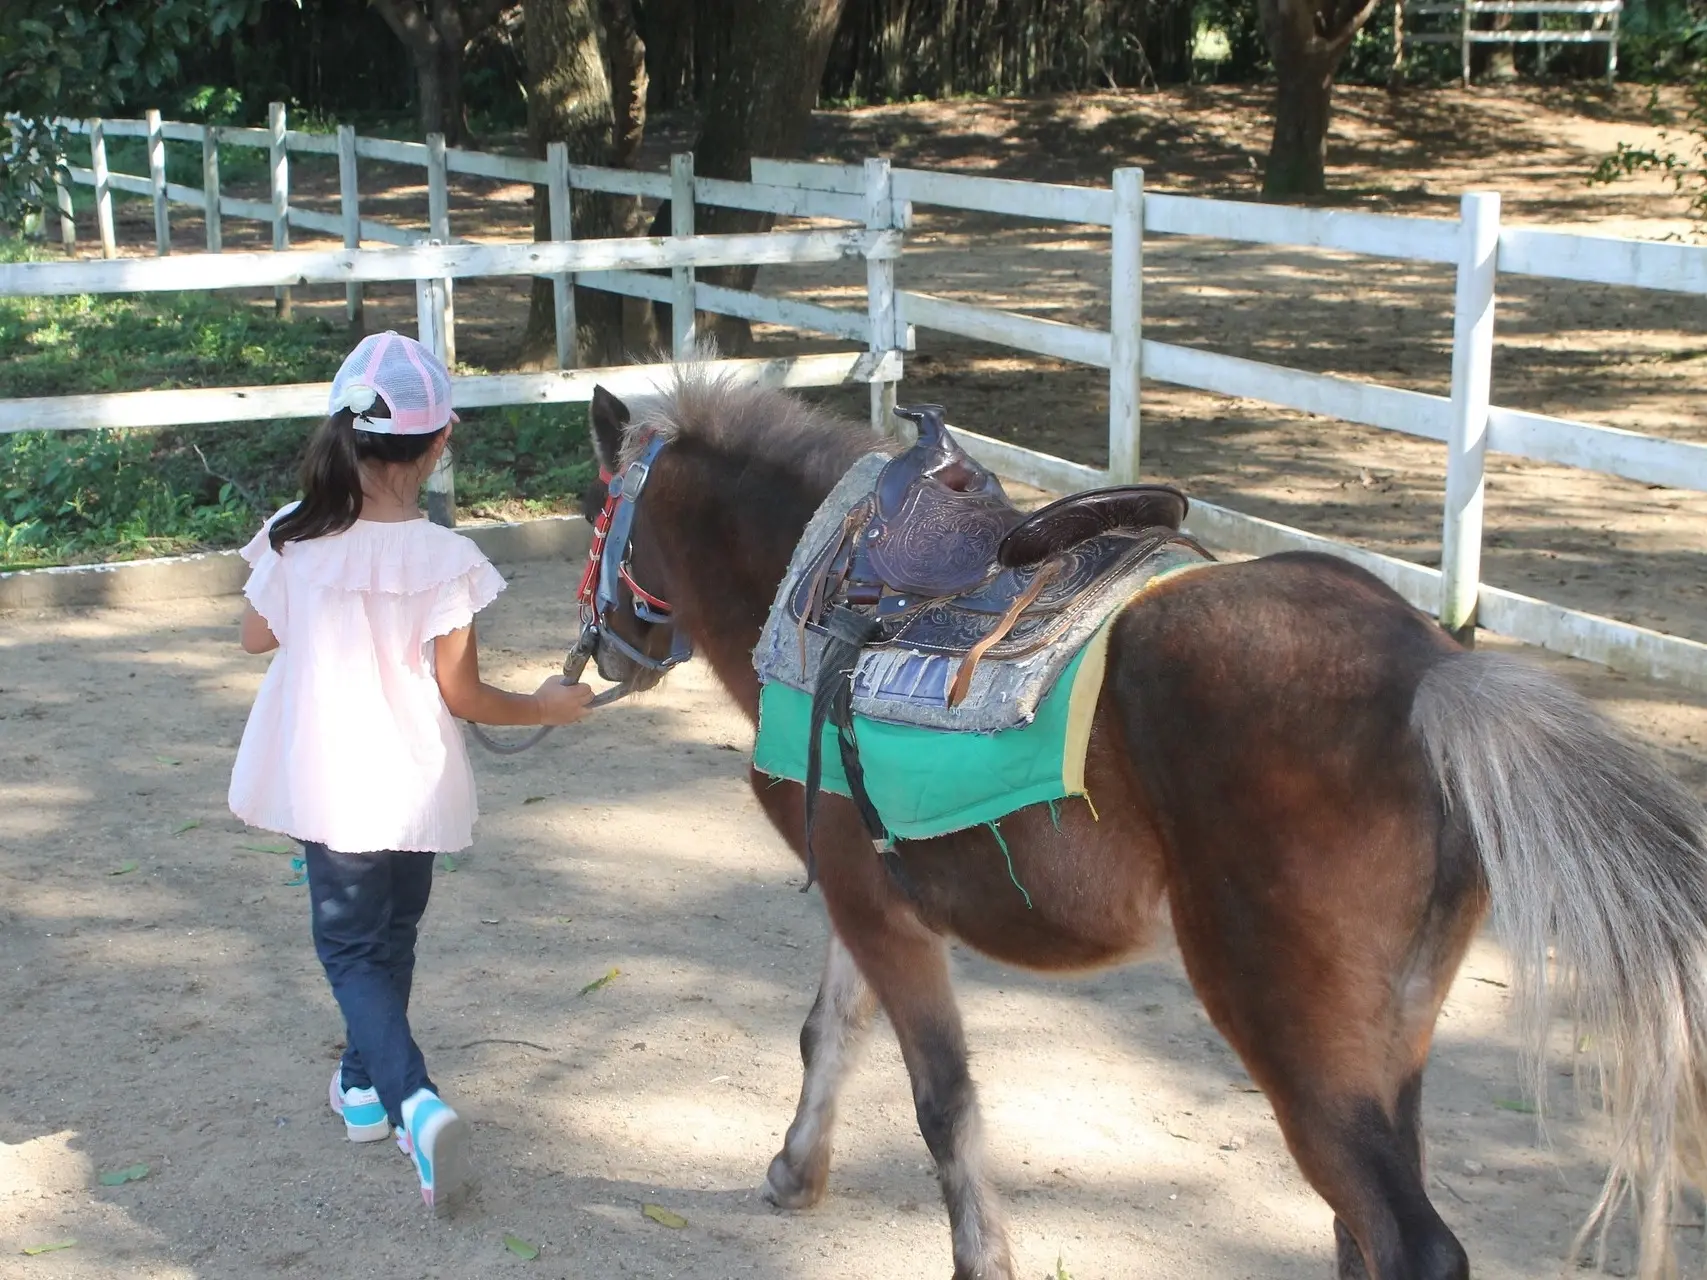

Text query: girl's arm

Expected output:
[434,622,594,726]
[240,604,280,654]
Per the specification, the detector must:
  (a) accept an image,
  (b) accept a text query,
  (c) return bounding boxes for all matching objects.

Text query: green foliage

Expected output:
[1619,0,1707,81]
[1590,80,1707,231]
[0,0,266,229]
[1191,0,1270,81]
[0,242,594,569]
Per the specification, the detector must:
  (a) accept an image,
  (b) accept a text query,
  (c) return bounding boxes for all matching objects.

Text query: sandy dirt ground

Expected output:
[4,554,1707,1280]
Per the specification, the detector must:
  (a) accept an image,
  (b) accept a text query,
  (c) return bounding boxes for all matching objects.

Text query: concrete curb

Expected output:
[0,515,592,613]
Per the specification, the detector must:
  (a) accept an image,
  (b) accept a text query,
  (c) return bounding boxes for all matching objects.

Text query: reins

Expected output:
[466,434,690,755]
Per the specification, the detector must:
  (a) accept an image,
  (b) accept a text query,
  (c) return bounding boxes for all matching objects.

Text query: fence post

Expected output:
[1109,167,1144,485]
[670,152,696,357]
[202,125,222,253]
[1460,2,1473,85]
[547,141,575,369]
[1438,191,1500,646]
[336,125,362,328]
[426,132,456,366]
[269,102,291,318]
[416,270,455,528]
[53,163,75,247]
[863,157,900,435]
[146,109,169,256]
[89,118,115,259]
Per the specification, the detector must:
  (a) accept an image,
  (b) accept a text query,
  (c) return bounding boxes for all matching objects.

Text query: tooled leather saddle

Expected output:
[791,403,1203,862]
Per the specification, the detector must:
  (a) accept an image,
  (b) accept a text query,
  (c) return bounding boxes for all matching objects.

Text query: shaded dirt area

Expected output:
[4,564,1706,1279]
[63,84,1707,647]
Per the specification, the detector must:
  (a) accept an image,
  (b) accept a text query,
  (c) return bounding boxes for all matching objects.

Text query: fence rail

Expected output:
[6,110,1707,692]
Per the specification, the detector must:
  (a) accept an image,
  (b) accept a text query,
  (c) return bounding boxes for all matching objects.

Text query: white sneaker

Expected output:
[400,1088,473,1216]
[327,1068,392,1143]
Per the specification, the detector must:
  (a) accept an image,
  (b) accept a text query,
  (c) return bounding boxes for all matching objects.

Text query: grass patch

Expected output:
[1,241,593,570]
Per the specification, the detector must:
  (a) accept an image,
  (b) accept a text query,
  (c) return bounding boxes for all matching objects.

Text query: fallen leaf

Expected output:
[172,820,201,835]
[21,1241,77,1256]
[441,854,458,872]
[502,1234,540,1260]
[110,861,139,876]
[523,796,546,805]
[642,1203,687,1229]
[1494,1098,1536,1114]
[239,841,295,855]
[97,1163,150,1186]
[1056,1252,1074,1280]
[154,756,182,766]
[578,967,620,997]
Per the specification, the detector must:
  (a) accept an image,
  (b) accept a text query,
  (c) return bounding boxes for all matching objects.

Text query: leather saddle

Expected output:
[794,404,1193,678]
[789,403,1201,868]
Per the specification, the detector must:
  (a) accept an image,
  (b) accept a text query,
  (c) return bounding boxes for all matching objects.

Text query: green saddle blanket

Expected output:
[756,583,1150,840]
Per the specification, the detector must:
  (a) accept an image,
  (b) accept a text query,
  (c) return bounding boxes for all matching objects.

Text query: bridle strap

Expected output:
[576,433,693,676]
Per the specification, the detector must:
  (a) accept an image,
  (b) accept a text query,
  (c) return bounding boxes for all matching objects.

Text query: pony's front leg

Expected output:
[746,772,1012,1279]
[878,937,1012,1280]
[764,931,878,1209]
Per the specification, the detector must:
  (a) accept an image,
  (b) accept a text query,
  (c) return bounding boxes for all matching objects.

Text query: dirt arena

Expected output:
[3,554,1706,1279]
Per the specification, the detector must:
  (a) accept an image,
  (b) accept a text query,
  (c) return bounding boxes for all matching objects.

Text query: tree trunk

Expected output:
[1255,0,1382,200]
[518,0,648,368]
[1138,0,1196,85]
[654,0,848,353]
[373,0,477,143]
[1264,57,1335,197]
[1484,11,1518,80]
[413,53,448,141]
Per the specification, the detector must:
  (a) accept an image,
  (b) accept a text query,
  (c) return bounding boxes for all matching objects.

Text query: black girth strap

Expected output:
[802,605,887,891]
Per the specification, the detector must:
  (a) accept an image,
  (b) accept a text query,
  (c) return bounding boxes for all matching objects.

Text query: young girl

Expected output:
[228,331,594,1216]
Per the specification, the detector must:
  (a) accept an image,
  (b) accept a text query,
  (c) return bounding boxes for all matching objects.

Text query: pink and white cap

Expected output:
[328,331,459,435]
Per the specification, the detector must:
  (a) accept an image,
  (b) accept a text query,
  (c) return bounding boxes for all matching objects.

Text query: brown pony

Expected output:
[576,371,1707,1280]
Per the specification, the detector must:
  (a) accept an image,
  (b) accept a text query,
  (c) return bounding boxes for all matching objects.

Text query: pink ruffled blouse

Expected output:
[228,508,507,853]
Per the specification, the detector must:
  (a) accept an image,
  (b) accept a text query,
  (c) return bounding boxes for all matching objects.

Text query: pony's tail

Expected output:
[1412,652,1707,1279]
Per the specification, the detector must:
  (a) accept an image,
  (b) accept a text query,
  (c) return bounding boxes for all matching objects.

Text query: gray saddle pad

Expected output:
[754,455,1212,735]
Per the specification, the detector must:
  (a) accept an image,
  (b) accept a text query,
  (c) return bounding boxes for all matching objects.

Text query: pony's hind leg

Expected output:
[1179,912,1473,1280]
[764,931,878,1209]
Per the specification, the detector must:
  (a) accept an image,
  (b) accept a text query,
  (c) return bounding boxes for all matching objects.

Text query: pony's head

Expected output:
[574,369,881,716]
[575,384,689,694]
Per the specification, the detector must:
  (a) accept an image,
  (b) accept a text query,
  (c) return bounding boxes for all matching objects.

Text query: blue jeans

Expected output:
[304,843,438,1127]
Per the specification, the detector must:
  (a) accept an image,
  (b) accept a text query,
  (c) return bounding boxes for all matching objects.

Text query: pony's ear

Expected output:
[589,385,629,473]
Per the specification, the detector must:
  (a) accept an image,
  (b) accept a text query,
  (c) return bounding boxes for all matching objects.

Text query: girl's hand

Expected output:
[535,677,597,726]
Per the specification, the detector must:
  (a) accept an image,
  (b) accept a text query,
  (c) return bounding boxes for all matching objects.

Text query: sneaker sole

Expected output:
[421,1113,474,1218]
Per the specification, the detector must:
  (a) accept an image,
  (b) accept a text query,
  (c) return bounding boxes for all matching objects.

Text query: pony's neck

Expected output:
[655,441,859,724]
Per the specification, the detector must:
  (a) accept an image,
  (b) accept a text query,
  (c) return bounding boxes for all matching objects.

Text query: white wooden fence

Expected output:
[26,104,884,376]
[750,156,1707,692]
[1400,0,1622,85]
[5,111,1707,693]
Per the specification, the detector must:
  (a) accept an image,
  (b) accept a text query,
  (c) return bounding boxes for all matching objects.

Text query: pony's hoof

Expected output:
[762,1151,826,1210]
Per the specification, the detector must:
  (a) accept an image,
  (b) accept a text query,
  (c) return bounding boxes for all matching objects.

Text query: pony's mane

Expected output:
[620,362,888,486]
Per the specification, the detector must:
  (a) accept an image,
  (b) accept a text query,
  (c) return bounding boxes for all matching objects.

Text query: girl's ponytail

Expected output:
[269,409,368,551]
[269,400,444,551]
